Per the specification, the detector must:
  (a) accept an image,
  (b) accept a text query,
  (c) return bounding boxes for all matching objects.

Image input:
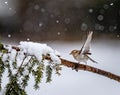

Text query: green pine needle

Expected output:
[46,65,52,83]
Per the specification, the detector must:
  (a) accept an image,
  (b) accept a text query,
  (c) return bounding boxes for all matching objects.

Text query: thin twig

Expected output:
[16,56,27,75]
[24,55,33,66]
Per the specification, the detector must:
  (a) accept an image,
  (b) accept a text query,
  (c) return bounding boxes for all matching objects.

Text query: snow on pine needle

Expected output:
[0,41,62,91]
[19,41,61,64]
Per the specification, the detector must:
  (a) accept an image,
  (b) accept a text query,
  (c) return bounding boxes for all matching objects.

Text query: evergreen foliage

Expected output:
[46,65,52,83]
[0,42,61,95]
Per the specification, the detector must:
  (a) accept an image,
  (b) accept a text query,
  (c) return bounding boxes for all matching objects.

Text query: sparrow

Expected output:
[70,31,97,65]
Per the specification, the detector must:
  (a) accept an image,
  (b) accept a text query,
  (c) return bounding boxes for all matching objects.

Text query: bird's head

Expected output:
[70,50,79,55]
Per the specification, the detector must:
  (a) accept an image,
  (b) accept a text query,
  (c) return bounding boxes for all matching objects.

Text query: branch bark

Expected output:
[61,58,120,82]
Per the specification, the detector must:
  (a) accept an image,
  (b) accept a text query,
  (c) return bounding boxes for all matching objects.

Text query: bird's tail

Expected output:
[86,55,98,63]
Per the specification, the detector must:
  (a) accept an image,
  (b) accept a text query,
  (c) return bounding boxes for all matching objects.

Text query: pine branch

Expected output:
[61,58,120,82]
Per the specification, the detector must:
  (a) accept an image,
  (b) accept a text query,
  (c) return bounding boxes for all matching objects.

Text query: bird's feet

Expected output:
[72,63,79,72]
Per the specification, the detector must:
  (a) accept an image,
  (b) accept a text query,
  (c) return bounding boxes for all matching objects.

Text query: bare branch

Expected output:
[61,58,120,82]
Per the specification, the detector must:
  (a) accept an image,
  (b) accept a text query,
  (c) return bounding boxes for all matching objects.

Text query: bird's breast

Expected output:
[74,54,88,62]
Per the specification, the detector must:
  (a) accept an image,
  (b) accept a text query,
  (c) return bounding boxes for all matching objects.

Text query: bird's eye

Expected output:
[73,51,75,53]
[74,50,77,53]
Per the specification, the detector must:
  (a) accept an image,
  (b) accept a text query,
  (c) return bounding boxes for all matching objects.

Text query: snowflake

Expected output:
[57,32,61,35]
[4,1,8,5]
[110,3,114,6]
[27,38,30,41]
[8,34,11,38]
[56,20,60,24]
[34,5,40,10]
[39,23,43,27]
[97,15,104,21]
[89,9,93,13]
[64,18,70,24]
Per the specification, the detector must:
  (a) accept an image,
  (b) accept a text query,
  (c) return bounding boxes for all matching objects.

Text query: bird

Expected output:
[70,31,97,65]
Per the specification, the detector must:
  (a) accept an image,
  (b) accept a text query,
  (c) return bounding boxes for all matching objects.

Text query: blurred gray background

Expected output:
[0,0,120,41]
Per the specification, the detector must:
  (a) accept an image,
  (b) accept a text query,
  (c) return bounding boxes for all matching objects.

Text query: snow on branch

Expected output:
[2,41,61,65]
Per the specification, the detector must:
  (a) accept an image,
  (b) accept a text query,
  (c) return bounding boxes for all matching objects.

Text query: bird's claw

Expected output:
[72,64,79,72]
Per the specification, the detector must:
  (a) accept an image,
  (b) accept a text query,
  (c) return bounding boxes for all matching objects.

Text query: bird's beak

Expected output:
[69,52,72,55]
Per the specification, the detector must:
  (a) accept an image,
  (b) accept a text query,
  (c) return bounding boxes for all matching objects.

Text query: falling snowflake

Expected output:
[89,8,93,13]
[57,32,61,35]
[117,35,120,38]
[27,38,30,41]
[64,18,70,24]
[39,23,43,27]
[56,20,60,23]
[95,24,104,31]
[34,5,40,10]
[41,8,45,12]
[8,34,11,38]
[114,26,117,30]
[50,14,54,18]
[109,25,117,32]
[64,28,68,31]
[103,4,109,9]
[97,15,104,21]
[99,9,105,14]
[81,23,88,31]
[110,3,114,6]
[4,1,8,5]
[9,8,12,10]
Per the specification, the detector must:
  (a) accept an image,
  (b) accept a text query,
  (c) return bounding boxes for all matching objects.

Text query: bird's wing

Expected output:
[86,55,98,63]
[82,31,93,54]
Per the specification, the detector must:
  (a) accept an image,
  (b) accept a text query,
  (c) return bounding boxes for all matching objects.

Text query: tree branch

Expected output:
[61,58,120,82]
[12,46,120,82]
